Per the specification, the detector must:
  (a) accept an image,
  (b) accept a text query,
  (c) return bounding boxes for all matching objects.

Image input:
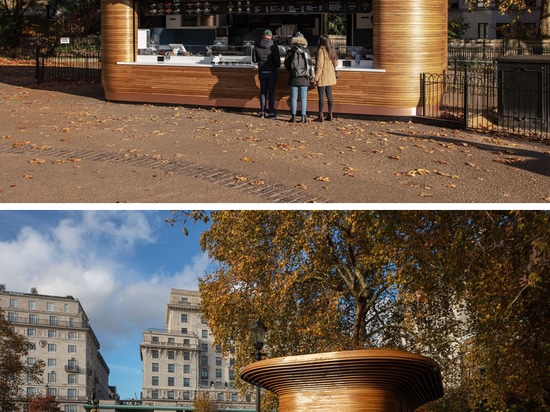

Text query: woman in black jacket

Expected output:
[284,32,314,123]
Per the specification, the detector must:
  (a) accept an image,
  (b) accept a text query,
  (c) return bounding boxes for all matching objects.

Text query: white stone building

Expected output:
[0,289,112,412]
[140,289,253,410]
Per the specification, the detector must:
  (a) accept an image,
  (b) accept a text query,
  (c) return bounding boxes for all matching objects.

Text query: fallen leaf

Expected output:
[295,183,308,190]
[407,168,430,177]
[12,141,30,147]
[389,155,400,160]
[250,180,265,186]
[23,174,33,179]
[234,176,248,181]
[28,158,46,164]
[314,176,330,182]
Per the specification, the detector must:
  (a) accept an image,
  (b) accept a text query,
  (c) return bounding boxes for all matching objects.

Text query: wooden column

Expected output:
[101,0,136,97]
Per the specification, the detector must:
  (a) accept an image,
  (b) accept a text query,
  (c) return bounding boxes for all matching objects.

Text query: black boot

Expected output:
[289,115,296,123]
[314,113,323,122]
[301,115,307,123]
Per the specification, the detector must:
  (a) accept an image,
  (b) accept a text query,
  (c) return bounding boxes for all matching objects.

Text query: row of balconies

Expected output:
[8,315,87,328]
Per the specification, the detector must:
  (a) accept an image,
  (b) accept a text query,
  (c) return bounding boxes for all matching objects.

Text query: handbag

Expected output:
[334,69,339,79]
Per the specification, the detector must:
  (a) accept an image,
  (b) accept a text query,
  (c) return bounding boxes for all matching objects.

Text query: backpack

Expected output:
[290,49,309,79]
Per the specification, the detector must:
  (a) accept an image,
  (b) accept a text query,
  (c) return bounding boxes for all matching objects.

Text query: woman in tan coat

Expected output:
[313,35,338,122]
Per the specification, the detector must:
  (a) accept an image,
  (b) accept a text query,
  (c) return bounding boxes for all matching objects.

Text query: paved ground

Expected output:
[1,60,550,204]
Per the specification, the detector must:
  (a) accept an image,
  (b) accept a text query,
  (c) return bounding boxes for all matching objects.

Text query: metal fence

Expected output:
[30,35,101,84]
[36,49,101,83]
[420,46,549,139]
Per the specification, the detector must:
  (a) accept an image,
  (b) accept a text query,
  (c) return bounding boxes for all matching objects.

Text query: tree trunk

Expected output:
[540,0,550,39]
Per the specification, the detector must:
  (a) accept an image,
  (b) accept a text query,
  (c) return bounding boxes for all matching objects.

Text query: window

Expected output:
[48,330,57,338]
[27,329,36,337]
[68,359,77,370]
[167,390,174,399]
[47,303,54,311]
[181,314,188,323]
[48,371,57,383]
[217,392,224,400]
[184,352,190,361]
[478,23,489,38]
[49,316,58,326]
[183,391,190,400]
[183,365,190,373]
[168,377,175,386]
[232,393,238,401]
[168,364,175,373]
[181,328,188,334]
[152,336,159,342]
[152,363,159,372]
[68,374,77,384]
[167,351,175,359]
[202,330,208,338]
[152,376,159,386]
[181,297,188,303]
[216,357,222,366]
[69,318,74,327]
[27,387,37,396]
[10,299,17,308]
[152,390,159,399]
[183,338,190,345]
[168,337,175,344]
[215,345,222,353]
[216,369,222,378]
[48,344,57,352]
[67,389,77,399]
[152,350,159,358]
[201,318,207,324]
[201,380,208,387]
[201,343,208,352]
[48,358,56,367]
[201,369,208,379]
[65,405,78,412]
[28,300,36,309]
[68,345,77,353]
[68,332,76,340]
[201,356,208,366]
[7,312,16,322]
[27,357,36,365]
[28,342,36,350]
[184,378,190,387]
[29,314,38,324]
[229,370,235,380]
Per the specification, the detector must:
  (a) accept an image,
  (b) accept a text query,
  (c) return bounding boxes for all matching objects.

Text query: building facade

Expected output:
[140,289,253,410]
[0,290,112,412]
[449,0,540,39]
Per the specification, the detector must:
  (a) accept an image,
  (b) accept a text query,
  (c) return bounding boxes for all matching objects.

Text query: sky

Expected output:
[0,210,212,400]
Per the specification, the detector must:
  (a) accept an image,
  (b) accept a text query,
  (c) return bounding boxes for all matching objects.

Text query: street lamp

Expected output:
[251,320,267,412]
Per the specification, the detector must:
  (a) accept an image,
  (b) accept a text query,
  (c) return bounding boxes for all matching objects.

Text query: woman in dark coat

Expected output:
[284,32,314,123]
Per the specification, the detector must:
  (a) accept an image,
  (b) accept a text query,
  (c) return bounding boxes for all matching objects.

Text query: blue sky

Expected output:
[0,210,212,399]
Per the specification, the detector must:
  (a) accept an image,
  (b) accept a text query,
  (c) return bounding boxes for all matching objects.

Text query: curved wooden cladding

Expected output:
[101,0,137,91]
[374,0,448,108]
[101,0,448,116]
[240,349,444,412]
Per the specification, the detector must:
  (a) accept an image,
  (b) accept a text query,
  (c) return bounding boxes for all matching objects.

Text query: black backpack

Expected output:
[290,50,309,78]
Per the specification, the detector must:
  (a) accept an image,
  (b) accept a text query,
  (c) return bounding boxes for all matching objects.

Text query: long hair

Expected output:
[318,34,338,62]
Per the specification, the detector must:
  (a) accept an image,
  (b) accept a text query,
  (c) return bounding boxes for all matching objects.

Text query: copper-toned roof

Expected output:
[240,349,443,411]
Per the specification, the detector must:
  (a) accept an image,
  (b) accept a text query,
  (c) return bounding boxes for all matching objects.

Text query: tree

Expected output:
[174,210,550,411]
[192,392,220,412]
[0,308,45,412]
[468,0,550,38]
[28,395,62,412]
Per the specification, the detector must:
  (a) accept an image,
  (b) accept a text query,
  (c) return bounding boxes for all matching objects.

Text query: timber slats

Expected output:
[240,349,444,412]
[101,0,448,116]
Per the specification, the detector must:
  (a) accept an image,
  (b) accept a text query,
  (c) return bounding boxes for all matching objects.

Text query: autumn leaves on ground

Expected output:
[1,58,550,203]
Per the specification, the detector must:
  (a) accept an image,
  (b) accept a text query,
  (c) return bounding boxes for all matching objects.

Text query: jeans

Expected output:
[259,71,278,115]
[290,85,309,116]
[317,85,334,114]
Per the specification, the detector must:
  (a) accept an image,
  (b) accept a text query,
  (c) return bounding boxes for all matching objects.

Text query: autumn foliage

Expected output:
[173,210,550,411]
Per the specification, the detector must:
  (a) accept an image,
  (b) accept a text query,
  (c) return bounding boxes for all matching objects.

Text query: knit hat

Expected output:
[263,29,272,37]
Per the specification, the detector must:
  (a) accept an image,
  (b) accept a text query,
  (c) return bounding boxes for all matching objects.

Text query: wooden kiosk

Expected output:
[240,349,444,412]
[101,0,447,117]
